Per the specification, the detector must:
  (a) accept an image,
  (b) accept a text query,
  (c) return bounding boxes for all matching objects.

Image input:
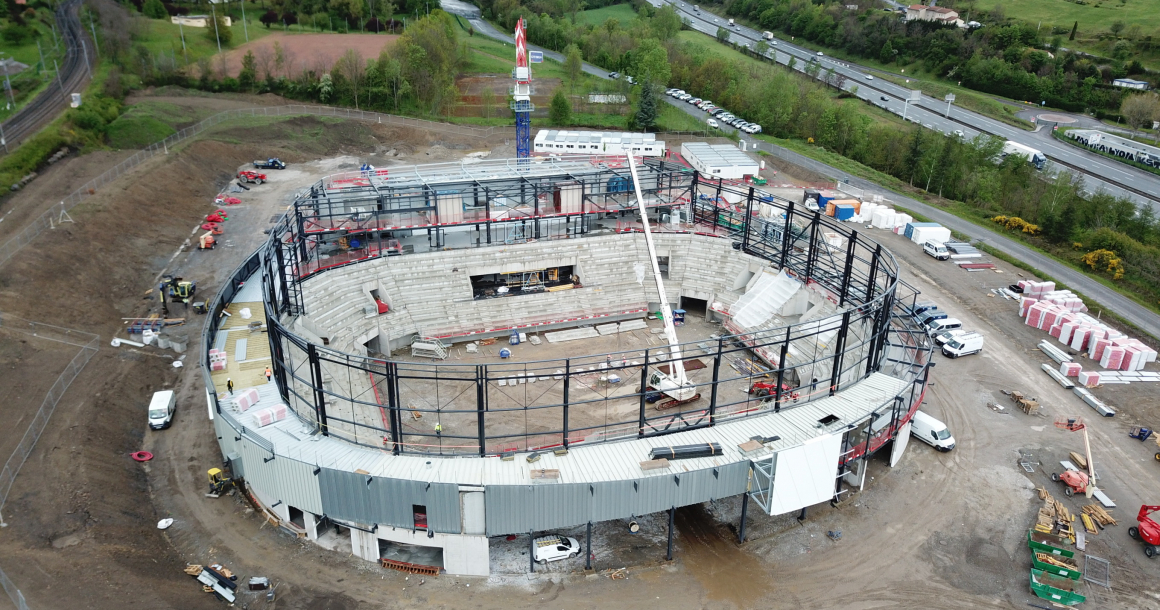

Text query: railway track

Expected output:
[0,0,92,155]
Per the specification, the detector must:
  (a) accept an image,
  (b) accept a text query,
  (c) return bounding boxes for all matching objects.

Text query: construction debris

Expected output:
[1083,504,1117,526]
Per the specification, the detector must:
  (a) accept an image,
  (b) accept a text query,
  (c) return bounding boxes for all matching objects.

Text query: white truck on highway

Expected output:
[762,31,774,40]
[1001,141,1047,170]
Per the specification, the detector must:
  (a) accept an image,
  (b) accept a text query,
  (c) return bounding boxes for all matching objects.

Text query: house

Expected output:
[905,4,959,23]
[1113,78,1151,91]
[172,14,233,28]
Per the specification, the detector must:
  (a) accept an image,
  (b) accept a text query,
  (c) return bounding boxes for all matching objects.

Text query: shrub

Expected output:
[1082,249,1125,280]
[142,0,167,19]
[0,23,32,45]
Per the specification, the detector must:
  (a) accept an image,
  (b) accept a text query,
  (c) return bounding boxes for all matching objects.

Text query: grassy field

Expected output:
[576,3,639,27]
[964,0,1153,31]
[103,98,237,149]
[0,17,70,121]
[133,12,274,71]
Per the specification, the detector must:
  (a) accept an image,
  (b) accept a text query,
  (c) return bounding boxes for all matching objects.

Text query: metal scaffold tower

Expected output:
[510,18,534,166]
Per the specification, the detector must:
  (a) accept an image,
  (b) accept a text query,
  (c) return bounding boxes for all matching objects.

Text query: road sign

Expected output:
[529,51,543,63]
[908,89,921,103]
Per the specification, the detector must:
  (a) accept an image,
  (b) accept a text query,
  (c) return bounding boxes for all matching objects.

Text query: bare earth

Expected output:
[0,91,1158,610]
[219,32,398,77]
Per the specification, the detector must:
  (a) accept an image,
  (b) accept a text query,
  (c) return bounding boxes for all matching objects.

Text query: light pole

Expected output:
[178,21,187,64]
[240,0,249,42]
[88,10,100,56]
[211,4,223,56]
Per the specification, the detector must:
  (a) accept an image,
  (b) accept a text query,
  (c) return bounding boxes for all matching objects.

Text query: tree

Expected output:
[633,39,670,86]
[238,50,257,90]
[564,44,582,92]
[206,14,232,46]
[336,48,367,109]
[634,81,658,131]
[142,0,167,19]
[261,10,279,27]
[879,40,894,64]
[481,86,495,118]
[1069,21,1077,41]
[716,26,729,44]
[1110,21,1125,37]
[549,89,572,125]
[651,4,681,40]
[1120,93,1160,135]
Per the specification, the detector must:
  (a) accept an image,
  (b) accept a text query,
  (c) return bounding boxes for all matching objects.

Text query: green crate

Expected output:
[1030,568,1086,606]
[1027,529,1075,558]
[1033,552,1082,580]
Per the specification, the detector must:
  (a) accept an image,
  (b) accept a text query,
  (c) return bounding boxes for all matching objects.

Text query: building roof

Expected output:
[682,142,759,169]
[908,4,955,12]
[1113,78,1149,85]
[535,130,658,145]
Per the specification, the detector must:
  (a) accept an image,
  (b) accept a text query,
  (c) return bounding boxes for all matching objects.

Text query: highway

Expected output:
[441,0,1160,339]
[0,0,92,155]
[653,0,1160,209]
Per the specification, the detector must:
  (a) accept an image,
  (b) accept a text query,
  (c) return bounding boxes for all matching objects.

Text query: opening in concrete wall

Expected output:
[379,540,443,569]
[470,266,577,299]
[288,506,305,529]
[679,296,707,316]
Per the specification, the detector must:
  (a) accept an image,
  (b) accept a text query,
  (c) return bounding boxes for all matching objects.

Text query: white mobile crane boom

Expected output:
[625,153,699,404]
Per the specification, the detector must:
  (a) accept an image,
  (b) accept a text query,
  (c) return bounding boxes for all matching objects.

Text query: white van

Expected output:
[923,240,949,260]
[910,411,955,451]
[941,332,984,358]
[926,317,962,336]
[148,390,176,430]
[762,31,774,40]
[533,535,581,564]
[932,328,969,346]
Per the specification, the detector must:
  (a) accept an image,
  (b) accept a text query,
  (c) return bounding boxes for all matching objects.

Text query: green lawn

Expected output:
[132,10,274,69]
[576,3,639,27]
[967,0,1153,31]
[105,98,236,149]
[0,17,70,121]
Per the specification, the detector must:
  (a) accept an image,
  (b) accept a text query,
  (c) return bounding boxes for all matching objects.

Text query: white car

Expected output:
[953,129,965,137]
[534,536,581,564]
[865,74,874,80]
[707,118,719,129]
[816,51,823,56]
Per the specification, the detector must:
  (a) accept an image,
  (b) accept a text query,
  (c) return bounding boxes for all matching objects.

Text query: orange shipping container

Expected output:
[830,199,861,214]
[825,202,837,216]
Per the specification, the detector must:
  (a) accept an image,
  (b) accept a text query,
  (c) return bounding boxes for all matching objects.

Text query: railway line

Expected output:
[0,0,92,156]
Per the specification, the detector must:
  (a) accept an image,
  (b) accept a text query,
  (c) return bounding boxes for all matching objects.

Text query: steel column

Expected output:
[804,212,820,280]
[387,362,402,454]
[529,533,535,572]
[585,521,593,570]
[562,360,571,448]
[838,230,857,306]
[828,310,852,395]
[779,202,795,270]
[738,492,749,544]
[773,327,790,412]
[308,343,329,436]
[476,365,487,456]
[866,244,881,301]
[638,350,650,438]
[708,339,722,423]
[741,186,755,251]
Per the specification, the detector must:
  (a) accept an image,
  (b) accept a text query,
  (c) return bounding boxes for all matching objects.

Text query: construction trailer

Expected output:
[534,130,666,157]
[680,143,760,180]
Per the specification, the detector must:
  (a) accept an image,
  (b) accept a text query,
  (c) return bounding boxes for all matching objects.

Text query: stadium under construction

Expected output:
[200,154,933,576]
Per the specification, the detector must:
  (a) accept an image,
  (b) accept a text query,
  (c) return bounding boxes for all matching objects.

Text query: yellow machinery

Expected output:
[207,468,232,497]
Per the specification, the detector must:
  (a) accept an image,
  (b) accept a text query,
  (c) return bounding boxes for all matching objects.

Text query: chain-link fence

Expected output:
[0,316,99,610]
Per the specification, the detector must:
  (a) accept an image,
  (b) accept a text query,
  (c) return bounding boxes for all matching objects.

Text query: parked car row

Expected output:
[664,88,763,134]
[904,300,984,358]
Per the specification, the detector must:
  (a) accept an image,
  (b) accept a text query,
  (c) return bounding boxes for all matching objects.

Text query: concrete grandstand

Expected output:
[200,155,932,576]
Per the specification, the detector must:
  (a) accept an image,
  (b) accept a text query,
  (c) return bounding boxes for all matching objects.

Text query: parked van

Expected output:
[910,411,955,451]
[926,317,962,336]
[917,310,948,328]
[923,240,950,260]
[909,301,938,318]
[941,332,984,358]
[148,390,176,430]
[932,328,969,346]
[533,535,581,564]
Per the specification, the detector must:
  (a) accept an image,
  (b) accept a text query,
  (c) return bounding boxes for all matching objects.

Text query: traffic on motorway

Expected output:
[655,0,1160,208]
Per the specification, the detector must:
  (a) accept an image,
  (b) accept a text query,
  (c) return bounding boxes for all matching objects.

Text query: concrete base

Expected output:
[351,526,491,576]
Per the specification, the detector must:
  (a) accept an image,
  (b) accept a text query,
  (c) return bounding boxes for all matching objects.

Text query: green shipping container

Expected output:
[1030,568,1086,606]
[1027,530,1075,558]
[1033,552,1082,580]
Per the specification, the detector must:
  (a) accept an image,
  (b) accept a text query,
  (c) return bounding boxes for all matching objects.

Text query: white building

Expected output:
[1112,78,1150,91]
[172,14,233,28]
[905,4,959,24]
[680,142,760,180]
[533,130,665,156]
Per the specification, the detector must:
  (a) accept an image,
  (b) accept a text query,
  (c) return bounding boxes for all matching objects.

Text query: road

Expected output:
[653,0,1160,209]
[0,0,92,155]
[440,0,1160,339]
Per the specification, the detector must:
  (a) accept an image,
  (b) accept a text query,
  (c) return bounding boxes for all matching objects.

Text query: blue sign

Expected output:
[529,51,544,63]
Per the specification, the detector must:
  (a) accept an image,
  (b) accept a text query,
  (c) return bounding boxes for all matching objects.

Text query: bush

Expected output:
[260,10,278,27]
[106,115,176,149]
[0,23,32,45]
[549,89,572,126]
[204,15,232,46]
[142,0,167,19]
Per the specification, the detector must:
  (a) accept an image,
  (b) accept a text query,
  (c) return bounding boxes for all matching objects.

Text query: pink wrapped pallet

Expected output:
[1027,302,1051,329]
[1077,371,1100,387]
[1018,280,1030,291]
[1127,339,1158,363]
[1042,308,1063,330]
[1070,326,1091,351]
[1089,338,1111,362]
[1121,347,1145,371]
[1059,361,1081,377]
[1040,281,1056,293]
[233,388,261,412]
[209,349,227,372]
[1100,346,1125,370]
[1019,297,1037,317]
[1058,322,1076,345]
[1049,323,1063,339]
[251,404,288,427]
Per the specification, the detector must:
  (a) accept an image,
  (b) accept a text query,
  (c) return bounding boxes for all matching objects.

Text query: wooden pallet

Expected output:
[380,558,440,576]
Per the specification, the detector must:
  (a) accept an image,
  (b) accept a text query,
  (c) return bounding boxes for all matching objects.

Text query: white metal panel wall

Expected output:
[462,492,485,535]
[766,433,842,516]
[267,455,325,515]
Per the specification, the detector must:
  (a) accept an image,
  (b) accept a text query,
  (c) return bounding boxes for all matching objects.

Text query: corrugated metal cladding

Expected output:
[265,455,325,515]
[318,469,461,533]
[483,461,750,535]
[214,413,240,462]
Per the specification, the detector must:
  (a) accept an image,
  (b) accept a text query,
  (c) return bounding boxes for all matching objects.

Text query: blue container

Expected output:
[499,348,512,358]
[833,204,856,221]
[904,222,940,240]
[817,194,834,207]
[509,330,521,345]
[673,309,686,326]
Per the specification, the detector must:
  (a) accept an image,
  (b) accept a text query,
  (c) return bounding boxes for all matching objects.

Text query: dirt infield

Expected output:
[219,32,398,77]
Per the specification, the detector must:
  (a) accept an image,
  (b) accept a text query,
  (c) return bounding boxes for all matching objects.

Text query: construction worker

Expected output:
[434,423,443,437]
[264,366,272,382]
[227,378,234,394]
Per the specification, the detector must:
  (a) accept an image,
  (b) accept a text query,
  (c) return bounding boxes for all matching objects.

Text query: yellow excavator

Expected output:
[206,468,233,498]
